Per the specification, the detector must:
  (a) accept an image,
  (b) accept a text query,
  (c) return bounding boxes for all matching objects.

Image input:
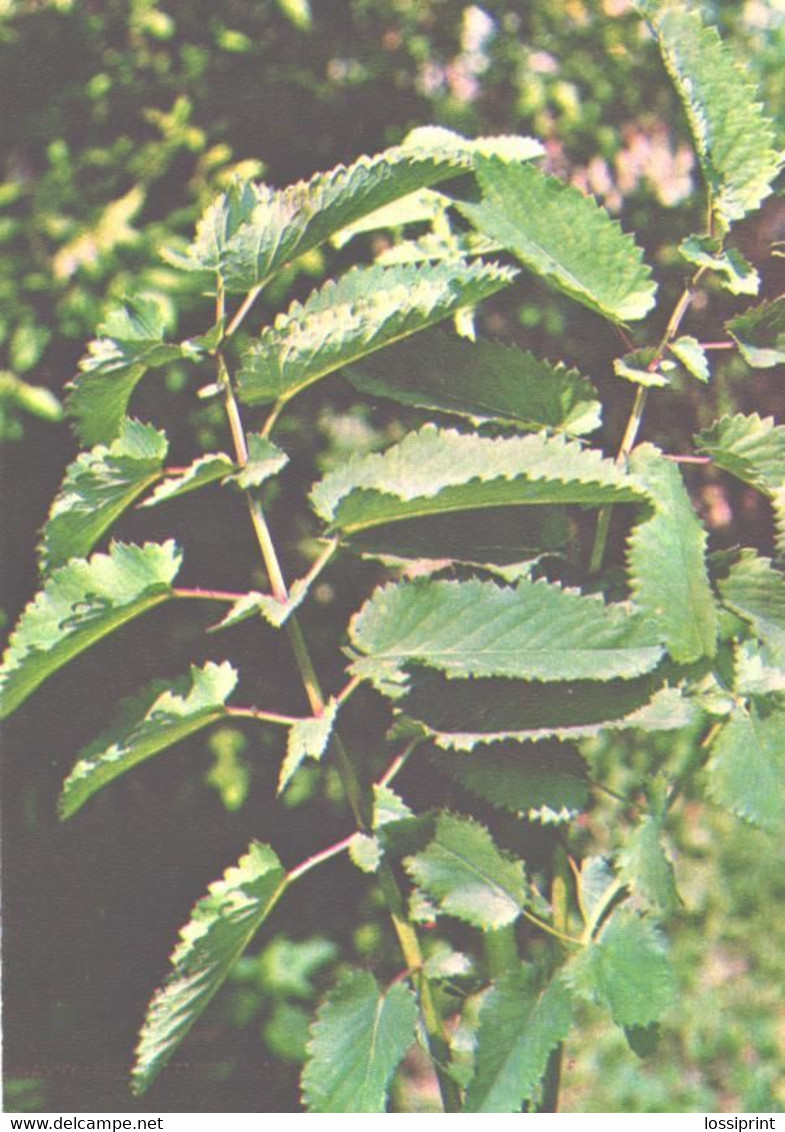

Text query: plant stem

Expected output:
[226,283,264,337]
[174,586,247,603]
[286,832,356,885]
[216,334,460,1113]
[589,267,707,575]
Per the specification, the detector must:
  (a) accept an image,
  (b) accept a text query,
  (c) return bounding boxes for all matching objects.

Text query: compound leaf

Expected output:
[346,330,602,437]
[464,972,573,1112]
[404,812,527,930]
[171,127,542,293]
[349,576,663,685]
[705,703,785,833]
[695,413,785,500]
[237,261,515,406]
[301,969,418,1112]
[141,454,236,508]
[132,842,286,1094]
[627,444,717,663]
[717,552,785,666]
[68,299,184,446]
[0,541,182,720]
[727,296,785,368]
[459,158,656,322]
[642,3,782,230]
[566,910,676,1028]
[39,419,168,572]
[312,426,647,540]
[59,661,238,819]
[429,741,589,824]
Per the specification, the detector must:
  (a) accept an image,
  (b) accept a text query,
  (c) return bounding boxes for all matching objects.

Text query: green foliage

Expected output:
[237,261,516,406]
[68,299,184,446]
[349,576,663,684]
[641,2,782,230]
[458,159,657,322]
[3,4,783,1112]
[59,662,237,819]
[627,445,717,664]
[726,297,785,368]
[301,969,418,1112]
[404,813,528,930]
[132,842,286,1095]
[0,541,181,719]
[40,419,168,572]
[566,911,676,1028]
[346,331,602,437]
[464,973,573,1112]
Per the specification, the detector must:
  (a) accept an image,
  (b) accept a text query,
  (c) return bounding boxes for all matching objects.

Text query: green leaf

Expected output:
[404,812,527,930]
[464,972,573,1112]
[346,329,602,436]
[616,817,679,913]
[734,639,785,696]
[627,444,717,663]
[209,576,310,633]
[228,435,289,490]
[0,541,182,720]
[566,910,676,1027]
[348,833,383,874]
[349,576,663,686]
[459,158,656,322]
[429,741,589,824]
[301,969,418,1113]
[401,672,693,750]
[279,700,339,793]
[237,261,515,406]
[613,349,673,389]
[695,413,785,500]
[705,703,785,833]
[312,426,647,540]
[68,299,183,446]
[642,3,782,230]
[132,841,286,1095]
[342,507,570,570]
[727,296,785,368]
[718,552,785,666]
[173,128,543,293]
[373,784,415,830]
[141,454,235,508]
[59,662,237,819]
[678,235,759,296]
[577,858,616,925]
[669,336,710,383]
[39,420,168,572]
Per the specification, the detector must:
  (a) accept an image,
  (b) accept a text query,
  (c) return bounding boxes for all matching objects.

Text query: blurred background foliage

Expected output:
[1,0,783,1113]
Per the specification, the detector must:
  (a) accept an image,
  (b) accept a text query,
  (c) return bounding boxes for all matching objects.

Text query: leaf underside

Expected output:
[458,157,657,322]
[132,841,286,1095]
[301,968,418,1113]
[346,329,602,437]
[717,553,785,667]
[237,260,515,406]
[141,453,236,508]
[429,741,590,823]
[0,541,182,720]
[59,661,237,819]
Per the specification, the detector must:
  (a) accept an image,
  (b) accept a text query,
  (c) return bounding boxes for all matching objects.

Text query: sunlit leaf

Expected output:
[705,702,785,833]
[727,296,785,368]
[59,662,237,819]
